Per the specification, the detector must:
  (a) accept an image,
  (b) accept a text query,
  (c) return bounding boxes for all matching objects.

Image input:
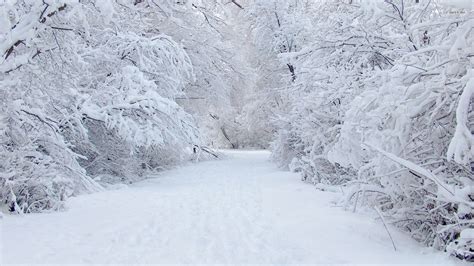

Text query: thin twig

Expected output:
[374,206,397,251]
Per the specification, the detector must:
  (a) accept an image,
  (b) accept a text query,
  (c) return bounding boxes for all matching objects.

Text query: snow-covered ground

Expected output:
[1,150,463,264]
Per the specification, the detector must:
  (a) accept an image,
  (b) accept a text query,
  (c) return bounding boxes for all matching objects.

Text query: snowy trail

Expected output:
[2,150,460,264]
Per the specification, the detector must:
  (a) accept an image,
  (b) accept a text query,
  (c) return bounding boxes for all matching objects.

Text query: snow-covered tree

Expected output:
[0,0,205,212]
[249,0,473,260]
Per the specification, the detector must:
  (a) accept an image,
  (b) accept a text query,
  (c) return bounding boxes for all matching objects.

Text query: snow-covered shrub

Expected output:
[0,0,203,212]
[0,1,102,212]
[330,4,474,259]
[269,0,398,184]
[0,90,101,213]
[249,0,473,260]
[71,30,198,181]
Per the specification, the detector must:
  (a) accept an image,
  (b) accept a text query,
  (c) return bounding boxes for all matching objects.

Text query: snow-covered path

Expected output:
[2,150,460,264]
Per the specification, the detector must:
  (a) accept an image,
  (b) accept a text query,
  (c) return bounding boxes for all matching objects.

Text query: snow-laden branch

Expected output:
[363,142,455,196]
[447,70,474,165]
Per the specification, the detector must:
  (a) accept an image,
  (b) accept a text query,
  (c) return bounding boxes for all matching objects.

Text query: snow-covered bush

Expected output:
[0,99,101,213]
[0,0,100,212]
[0,0,204,212]
[248,0,473,260]
[71,30,199,181]
[331,3,474,259]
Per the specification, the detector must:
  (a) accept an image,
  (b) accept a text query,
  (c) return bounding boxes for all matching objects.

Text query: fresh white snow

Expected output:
[1,150,463,264]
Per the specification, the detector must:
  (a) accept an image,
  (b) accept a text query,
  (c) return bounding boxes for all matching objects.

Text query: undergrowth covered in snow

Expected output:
[0,0,239,213]
[245,0,473,261]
